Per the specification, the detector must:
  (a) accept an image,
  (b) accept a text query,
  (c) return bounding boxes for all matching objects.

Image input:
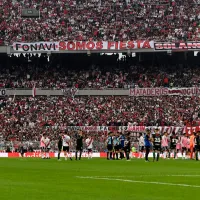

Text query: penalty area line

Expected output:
[76,176,200,188]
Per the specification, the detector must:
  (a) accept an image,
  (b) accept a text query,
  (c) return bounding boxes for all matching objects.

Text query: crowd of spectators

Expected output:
[0,0,200,44]
[1,53,200,89]
[1,95,200,145]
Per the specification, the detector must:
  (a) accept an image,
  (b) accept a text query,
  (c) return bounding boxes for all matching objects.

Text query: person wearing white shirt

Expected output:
[138,133,144,158]
[44,136,51,159]
[62,133,72,161]
[85,135,94,159]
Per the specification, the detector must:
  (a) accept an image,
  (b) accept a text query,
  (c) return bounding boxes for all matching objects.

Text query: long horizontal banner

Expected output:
[0,152,192,158]
[12,41,200,52]
[12,41,154,51]
[57,126,199,135]
[130,87,200,96]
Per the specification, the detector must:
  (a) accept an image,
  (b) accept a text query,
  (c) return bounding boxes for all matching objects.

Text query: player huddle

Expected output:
[106,132,131,161]
[141,129,200,162]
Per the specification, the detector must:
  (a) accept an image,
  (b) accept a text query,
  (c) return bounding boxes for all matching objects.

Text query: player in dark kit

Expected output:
[20,145,25,157]
[124,135,131,161]
[119,133,125,159]
[75,130,83,160]
[57,133,63,160]
[152,130,162,162]
[144,129,151,162]
[194,132,200,161]
[113,132,120,160]
[106,132,113,160]
[170,132,178,159]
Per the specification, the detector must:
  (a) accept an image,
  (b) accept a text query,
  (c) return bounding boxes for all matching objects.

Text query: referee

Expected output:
[144,129,151,162]
[75,130,83,160]
[57,133,63,161]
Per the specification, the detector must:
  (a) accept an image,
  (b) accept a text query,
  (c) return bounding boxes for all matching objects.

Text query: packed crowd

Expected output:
[1,95,200,144]
[1,53,200,89]
[0,0,200,44]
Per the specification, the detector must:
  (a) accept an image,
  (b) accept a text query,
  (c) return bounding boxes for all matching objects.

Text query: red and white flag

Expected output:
[32,83,36,97]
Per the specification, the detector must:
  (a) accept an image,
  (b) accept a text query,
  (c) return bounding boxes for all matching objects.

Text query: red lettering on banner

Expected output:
[96,41,103,50]
[151,88,155,95]
[192,127,196,133]
[86,42,95,50]
[115,41,119,49]
[155,43,163,49]
[59,41,66,50]
[140,126,145,132]
[171,43,176,49]
[155,88,160,95]
[163,43,172,49]
[142,41,151,48]
[143,89,147,95]
[119,41,126,49]
[127,41,134,49]
[135,89,140,96]
[108,41,115,49]
[67,42,75,50]
[76,42,86,50]
[179,43,187,49]
[137,40,142,48]
[187,43,197,49]
[163,88,168,95]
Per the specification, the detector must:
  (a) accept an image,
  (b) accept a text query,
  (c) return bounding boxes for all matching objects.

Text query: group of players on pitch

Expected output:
[40,130,94,160]
[142,129,200,162]
[39,128,200,161]
[105,128,200,162]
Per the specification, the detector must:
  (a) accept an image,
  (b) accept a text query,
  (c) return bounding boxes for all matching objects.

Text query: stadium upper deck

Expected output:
[0,0,200,45]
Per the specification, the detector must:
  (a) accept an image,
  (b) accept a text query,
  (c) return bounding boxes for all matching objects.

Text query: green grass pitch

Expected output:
[0,158,200,200]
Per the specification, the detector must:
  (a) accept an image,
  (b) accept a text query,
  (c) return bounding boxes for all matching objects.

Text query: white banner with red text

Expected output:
[12,41,154,52]
[12,41,200,52]
[130,87,200,96]
[154,42,200,50]
[57,125,200,135]
[0,152,189,158]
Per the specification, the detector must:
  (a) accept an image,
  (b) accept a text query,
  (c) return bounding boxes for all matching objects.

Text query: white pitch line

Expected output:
[80,175,200,178]
[76,176,200,188]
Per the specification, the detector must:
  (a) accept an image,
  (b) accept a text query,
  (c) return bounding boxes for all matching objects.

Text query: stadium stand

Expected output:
[0,0,200,44]
[0,53,200,89]
[0,0,200,154]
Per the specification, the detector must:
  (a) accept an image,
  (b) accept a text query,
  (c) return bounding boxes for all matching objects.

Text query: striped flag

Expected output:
[32,83,36,97]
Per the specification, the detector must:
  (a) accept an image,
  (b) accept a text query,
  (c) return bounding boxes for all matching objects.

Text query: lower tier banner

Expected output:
[0,152,190,158]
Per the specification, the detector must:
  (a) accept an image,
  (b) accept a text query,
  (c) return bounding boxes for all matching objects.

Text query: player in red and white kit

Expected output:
[62,133,72,161]
[40,134,46,159]
[161,132,169,159]
[181,133,188,159]
[85,135,94,159]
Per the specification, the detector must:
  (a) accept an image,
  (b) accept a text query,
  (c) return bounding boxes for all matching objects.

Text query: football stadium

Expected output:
[1,0,200,200]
